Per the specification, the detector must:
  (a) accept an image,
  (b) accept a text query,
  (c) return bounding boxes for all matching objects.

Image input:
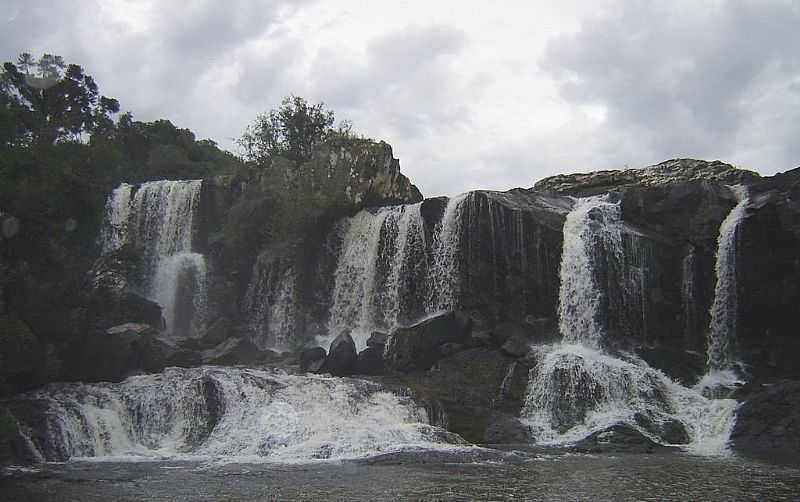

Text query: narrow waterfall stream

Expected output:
[521,195,738,454]
[695,185,750,394]
[99,180,208,338]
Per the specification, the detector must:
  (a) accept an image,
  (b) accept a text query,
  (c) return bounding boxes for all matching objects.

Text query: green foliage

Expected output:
[1,53,119,146]
[238,95,360,166]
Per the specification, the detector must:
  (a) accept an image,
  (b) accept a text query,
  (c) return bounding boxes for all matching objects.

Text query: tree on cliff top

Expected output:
[1,53,120,147]
[238,95,357,166]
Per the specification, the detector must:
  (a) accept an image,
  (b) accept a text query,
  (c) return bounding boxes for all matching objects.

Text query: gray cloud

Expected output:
[543,0,800,172]
[2,1,798,198]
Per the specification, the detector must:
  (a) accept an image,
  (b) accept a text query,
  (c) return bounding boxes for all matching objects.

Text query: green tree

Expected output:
[0,52,120,146]
[238,95,336,165]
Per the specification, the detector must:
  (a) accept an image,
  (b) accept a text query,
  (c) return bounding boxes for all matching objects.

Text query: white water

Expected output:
[99,183,133,254]
[325,203,427,349]
[151,252,208,338]
[521,194,737,455]
[521,343,737,454]
[557,195,623,347]
[11,367,462,463]
[243,258,297,350]
[706,185,749,371]
[428,194,469,313]
[100,180,207,338]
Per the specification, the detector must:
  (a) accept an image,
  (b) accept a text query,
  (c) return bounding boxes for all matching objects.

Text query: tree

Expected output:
[0,52,120,146]
[238,95,336,165]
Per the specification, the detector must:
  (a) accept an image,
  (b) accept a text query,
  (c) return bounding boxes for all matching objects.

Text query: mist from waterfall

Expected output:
[99,180,208,338]
[8,367,462,463]
[521,194,737,455]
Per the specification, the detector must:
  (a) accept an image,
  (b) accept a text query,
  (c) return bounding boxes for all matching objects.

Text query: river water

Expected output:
[3,450,799,501]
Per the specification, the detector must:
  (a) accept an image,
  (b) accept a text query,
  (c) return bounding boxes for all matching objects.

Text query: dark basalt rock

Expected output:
[201,337,263,366]
[571,423,678,454]
[199,317,234,349]
[484,414,533,444]
[355,346,385,375]
[384,311,473,372]
[366,331,389,348]
[500,335,531,358]
[61,323,171,382]
[731,380,800,466]
[323,331,358,376]
[299,347,327,373]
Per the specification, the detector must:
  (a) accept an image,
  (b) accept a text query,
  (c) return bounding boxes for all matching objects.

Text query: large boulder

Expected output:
[83,250,163,333]
[571,423,678,454]
[62,323,171,382]
[299,347,327,373]
[356,346,385,375]
[384,311,473,372]
[201,337,264,366]
[484,414,533,444]
[731,381,800,466]
[323,331,358,376]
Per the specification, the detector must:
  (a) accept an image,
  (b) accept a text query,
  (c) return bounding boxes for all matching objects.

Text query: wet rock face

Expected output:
[299,347,326,373]
[731,381,800,466]
[384,312,473,373]
[571,423,679,454]
[323,331,358,376]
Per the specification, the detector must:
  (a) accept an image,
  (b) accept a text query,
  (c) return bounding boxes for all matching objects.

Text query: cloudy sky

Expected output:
[3,1,799,197]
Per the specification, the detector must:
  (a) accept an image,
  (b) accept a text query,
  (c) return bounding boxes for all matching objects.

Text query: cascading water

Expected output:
[9,367,462,463]
[706,186,749,371]
[99,183,133,254]
[694,186,750,395]
[428,193,469,313]
[99,180,208,338]
[521,194,737,455]
[557,195,623,347]
[325,203,427,349]
[243,258,297,350]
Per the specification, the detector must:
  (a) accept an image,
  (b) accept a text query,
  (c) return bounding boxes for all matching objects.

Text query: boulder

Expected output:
[367,331,389,347]
[199,317,233,349]
[62,322,170,382]
[201,337,263,366]
[484,414,533,444]
[634,412,690,444]
[384,311,473,372]
[572,423,678,454]
[323,331,358,376]
[356,346,385,375]
[500,335,530,358]
[731,380,800,466]
[299,347,327,373]
[490,321,528,346]
[439,342,465,357]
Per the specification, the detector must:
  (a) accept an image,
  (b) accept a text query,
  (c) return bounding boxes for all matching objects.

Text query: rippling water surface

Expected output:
[3,451,799,501]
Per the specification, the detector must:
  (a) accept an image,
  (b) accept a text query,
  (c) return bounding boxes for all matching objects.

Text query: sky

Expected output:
[3,0,799,197]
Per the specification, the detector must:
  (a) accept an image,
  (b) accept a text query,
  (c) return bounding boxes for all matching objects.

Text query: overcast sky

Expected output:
[3,0,799,197]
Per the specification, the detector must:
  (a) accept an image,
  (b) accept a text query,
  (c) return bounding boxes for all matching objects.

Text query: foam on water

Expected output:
[10,367,465,464]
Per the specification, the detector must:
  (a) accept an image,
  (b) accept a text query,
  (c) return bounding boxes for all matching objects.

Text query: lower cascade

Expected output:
[520,195,738,454]
[8,367,461,463]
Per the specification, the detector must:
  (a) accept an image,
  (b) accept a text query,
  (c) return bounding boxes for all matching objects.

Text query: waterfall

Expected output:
[99,180,207,338]
[325,203,427,349]
[520,193,737,454]
[706,186,749,371]
[557,195,623,347]
[428,193,469,312]
[243,258,297,350]
[9,367,461,463]
[99,183,133,254]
